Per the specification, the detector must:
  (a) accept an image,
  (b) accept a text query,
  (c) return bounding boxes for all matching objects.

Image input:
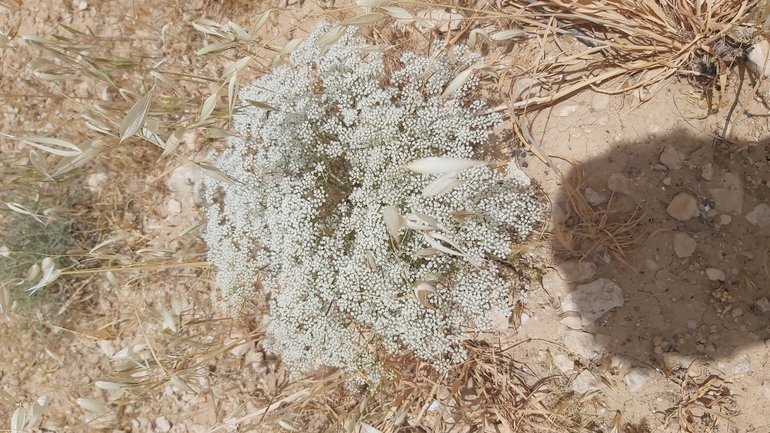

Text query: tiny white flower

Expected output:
[201,23,543,381]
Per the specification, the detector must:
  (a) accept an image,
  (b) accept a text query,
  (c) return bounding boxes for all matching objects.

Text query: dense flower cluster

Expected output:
[201,24,542,380]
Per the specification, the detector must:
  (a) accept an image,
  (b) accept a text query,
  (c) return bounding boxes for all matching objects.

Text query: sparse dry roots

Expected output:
[553,161,661,268]
[495,0,764,111]
[662,373,738,433]
[254,340,588,433]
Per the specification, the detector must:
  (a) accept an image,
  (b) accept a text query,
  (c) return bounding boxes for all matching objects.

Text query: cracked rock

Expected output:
[624,367,655,393]
[562,279,624,327]
[563,329,605,358]
[660,145,686,169]
[573,370,603,393]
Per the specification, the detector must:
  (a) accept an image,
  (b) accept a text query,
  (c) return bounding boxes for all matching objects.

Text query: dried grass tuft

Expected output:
[553,161,660,267]
[489,0,763,109]
[242,340,586,433]
[662,372,738,432]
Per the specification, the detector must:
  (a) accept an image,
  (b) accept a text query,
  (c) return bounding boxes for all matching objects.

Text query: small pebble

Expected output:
[732,363,749,374]
[756,297,770,313]
[706,267,726,281]
[702,163,714,180]
[667,193,700,221]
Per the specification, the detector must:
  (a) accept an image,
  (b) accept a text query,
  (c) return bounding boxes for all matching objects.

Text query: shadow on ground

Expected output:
[540,127,770,372]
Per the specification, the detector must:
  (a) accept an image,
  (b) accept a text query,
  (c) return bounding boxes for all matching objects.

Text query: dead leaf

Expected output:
[119,88,154,142]
[442,66,474,97]
[402,157,486,175]
[383,205,404,243]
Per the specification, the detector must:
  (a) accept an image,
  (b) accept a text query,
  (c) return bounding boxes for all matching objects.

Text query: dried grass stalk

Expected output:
[495,0,761,109]
[553,161,661,267]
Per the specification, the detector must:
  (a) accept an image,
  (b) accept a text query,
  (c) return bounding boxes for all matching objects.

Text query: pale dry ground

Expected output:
[0,1,300,431]
[2,0,770,432]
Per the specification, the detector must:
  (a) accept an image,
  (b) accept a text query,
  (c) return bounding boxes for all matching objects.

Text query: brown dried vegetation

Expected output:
[2,0,759,431]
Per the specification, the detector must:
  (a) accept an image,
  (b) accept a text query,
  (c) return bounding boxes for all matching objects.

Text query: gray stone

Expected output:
[660,146,686,170]
[554,260,596,282]
[705,267,725,281]
[624,367,654,393]
[154,416,171,433]
[667,193,700,221]
[551,202,567,225]
[701,163,714,180]
[747,39,770,78]
[584,187,607,206]
[561,315,582,330]
[167,164,204,208]
[591,92,610,112]
[572,370,603,393]
[756,297,770,313]
[553,354,575,373]
[662,352,692,370]
[542,270,573,296]
[167,199,182,215]
[673,232,696,258]
[562,279,624,327]
[564,329,600,359]
[607,173,630,195]
[746,204,770,229]
[731,363,749,374]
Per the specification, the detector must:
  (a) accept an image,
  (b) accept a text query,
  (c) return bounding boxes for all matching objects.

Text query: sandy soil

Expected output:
[2,1,770,432]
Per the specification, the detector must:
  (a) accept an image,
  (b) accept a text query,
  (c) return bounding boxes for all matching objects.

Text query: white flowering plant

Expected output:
[201,24,542,381]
